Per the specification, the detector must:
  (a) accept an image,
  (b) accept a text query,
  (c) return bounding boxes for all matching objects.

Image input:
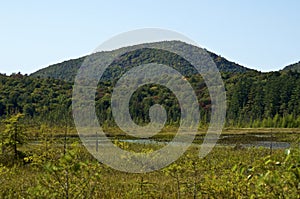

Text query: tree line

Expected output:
[1,69,300,128]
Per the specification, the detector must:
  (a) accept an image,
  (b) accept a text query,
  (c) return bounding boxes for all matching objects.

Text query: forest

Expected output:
[0,42,299,198]
[1,69,300,128]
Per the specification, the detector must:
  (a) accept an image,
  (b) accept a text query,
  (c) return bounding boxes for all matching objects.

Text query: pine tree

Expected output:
[1,113,26,160]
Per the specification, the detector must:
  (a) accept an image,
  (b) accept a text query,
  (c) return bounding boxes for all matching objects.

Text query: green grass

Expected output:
[0,134,299,198]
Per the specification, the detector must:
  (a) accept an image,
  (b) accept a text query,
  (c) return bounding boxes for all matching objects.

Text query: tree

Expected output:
[1,113,26,161]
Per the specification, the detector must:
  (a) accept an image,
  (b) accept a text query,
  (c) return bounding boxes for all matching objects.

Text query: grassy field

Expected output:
[0,127,299,198]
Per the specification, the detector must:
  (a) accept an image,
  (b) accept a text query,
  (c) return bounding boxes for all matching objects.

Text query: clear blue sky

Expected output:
[1,0,299,74]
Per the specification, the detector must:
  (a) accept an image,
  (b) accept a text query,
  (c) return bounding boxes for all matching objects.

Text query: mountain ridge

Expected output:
[282,61,300,72]
[31,40,254,82]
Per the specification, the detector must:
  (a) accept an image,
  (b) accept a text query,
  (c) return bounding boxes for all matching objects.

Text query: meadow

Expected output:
[0,123,299,198]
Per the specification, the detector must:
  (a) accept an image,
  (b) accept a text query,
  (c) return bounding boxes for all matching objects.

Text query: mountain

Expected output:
[2,40,300,128]
[2,65,300,128]
[282,61,300,72]
[9,40,300,128]
[31,41,253,82]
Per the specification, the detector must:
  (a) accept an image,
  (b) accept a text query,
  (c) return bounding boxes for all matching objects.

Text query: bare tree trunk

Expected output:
[96,132,98,152]
[270,129,273,155]
[193,163,197,199]
[176,175,181,199]
[65,170,69,199]
[64,122,69,199]
[64,126,67,156]
[1,136,4,154]
[14,129,17,160]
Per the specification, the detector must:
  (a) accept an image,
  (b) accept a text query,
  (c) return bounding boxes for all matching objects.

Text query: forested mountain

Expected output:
[283,61,300,72]
[1,70,300,128]
[1,40,300,128]
[0,73,73,124]
[31,41,252,82]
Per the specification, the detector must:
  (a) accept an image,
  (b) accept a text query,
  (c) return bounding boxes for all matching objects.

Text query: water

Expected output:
[118,138,291,149]
[30,133,295,149]
[242,141,290,149]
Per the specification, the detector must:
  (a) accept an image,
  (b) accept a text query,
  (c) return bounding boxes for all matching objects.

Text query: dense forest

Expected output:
[0,72,299,197]
[32,41,251,82]
[0,41,296,128]
[283,61,300,72]
[0,41,299,198]
[1,69,300,128]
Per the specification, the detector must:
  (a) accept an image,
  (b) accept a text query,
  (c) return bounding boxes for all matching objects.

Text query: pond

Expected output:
[82,133,296,149]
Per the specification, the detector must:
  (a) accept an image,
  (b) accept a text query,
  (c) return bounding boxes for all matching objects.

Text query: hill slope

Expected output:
[31,41,253,82]
[282,61,300,72]
[2,69,300,128]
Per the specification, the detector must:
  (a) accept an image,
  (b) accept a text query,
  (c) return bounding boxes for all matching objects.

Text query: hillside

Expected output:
[31,41,252,82]
[2,69,300,128]
[282,61,300,72]
[2,41,300,128]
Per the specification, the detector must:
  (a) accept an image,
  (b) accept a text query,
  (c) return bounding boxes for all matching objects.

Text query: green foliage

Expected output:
[0,73,73,126]
[283,61,300,72]
[28,143,102,198]
[2,44,300,128]
[0,113,27,162]
[0,137,298,198]
[1,40,300,198]
[2,69,300,128]
[226,70,300,127]
[31,41,251,82]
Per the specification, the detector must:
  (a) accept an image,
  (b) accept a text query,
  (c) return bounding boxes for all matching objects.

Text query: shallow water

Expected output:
[118,138,291,149]
[30,133,297,149]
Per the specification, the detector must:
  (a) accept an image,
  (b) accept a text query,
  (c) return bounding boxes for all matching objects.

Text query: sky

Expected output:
[1,0,300,74]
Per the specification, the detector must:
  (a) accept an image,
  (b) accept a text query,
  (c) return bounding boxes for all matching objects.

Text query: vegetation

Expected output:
[0,131,299,198]
[283,61,300,72]
[0,70,299,198]
[31,41,251,82]
[0,40,299,198]
[1,113,26,163]
[2,70,300,128]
